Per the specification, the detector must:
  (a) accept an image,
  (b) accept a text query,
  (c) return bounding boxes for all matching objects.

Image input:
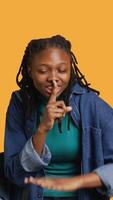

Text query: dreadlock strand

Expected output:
[71,51,99,94]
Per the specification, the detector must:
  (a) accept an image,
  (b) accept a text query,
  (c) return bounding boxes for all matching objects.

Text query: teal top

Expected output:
[36,96,81,197]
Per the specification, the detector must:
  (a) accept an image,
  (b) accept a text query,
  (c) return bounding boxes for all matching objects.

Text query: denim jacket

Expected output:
[4,83,113,200]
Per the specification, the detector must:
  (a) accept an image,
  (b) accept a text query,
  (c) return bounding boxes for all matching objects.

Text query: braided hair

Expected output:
[16,35,99,132]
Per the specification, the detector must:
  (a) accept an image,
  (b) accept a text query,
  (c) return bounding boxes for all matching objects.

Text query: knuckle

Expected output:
[46,105,52,110]
[60,100,65,104]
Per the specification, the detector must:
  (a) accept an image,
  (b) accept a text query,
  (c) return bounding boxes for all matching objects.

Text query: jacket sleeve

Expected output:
[91,94,113,197]
[94,114,113,197]
[20,138,51,172]
[4,92,51,187]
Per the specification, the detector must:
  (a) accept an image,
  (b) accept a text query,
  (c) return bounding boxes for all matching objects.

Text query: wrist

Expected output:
[39,121,51,133]
[32,124,47,146]
[38,123,49,135]
[76,173,103,189]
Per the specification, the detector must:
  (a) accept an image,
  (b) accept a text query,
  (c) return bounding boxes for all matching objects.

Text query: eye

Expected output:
[38,69,48,74]
[58,69,67,73]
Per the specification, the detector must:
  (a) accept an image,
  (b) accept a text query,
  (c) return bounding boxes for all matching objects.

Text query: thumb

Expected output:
[65,106,72,113]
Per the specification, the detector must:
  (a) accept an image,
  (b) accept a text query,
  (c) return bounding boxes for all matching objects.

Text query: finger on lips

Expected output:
[48,80,58,103]
[48,80,72,119]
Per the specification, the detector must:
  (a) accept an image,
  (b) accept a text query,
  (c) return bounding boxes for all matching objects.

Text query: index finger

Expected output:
[48,80,57,103]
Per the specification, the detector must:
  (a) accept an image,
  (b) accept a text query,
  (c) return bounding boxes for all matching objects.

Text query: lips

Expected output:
[45,85,61,94]
[46,87,53,94]
[45,88,53,94]
[46,86,53,89]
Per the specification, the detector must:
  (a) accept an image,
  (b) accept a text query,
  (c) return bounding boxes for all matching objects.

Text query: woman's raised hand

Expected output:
[40,80,72,132]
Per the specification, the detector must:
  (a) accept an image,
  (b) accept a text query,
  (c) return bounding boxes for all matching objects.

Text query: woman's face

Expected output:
[28,47,71,98]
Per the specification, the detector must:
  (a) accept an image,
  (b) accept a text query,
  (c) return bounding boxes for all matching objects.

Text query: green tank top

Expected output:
[36,97,81,197]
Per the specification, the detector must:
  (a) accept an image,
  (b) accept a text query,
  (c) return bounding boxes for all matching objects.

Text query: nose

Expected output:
[47,71,59,83]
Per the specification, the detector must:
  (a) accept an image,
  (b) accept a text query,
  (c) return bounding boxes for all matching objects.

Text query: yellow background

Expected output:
[0,1,113,198]
[0,1,113,153]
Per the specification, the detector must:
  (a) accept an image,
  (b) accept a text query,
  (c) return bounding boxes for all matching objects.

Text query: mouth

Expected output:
[45,85,61,95]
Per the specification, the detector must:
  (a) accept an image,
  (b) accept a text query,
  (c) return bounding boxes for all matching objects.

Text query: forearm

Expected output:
[32,123,48,156]
[76,172,103,190]
[24,171,103,192]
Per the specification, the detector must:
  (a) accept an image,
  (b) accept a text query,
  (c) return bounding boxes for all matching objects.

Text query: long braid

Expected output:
[70,52,100,95]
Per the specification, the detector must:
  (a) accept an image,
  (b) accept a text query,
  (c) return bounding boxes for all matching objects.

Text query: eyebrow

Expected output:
[37,62,68,67]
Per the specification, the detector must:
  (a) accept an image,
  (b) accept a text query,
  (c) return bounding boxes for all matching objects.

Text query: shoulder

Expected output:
[71,83,113,113]
[12,89,23,102]
[10,89,30,103]
[82,91,113,112]
[7,89,28,112]
[8,89,35,118]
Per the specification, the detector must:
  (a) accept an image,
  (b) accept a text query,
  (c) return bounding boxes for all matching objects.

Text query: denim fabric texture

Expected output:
[43,198,78,200]
[4,83,113,200]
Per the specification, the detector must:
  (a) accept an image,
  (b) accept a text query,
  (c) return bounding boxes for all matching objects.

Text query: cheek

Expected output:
[32,73,43,82]
[63,73,71,84]
[32,74,47,89]
[30,73,39,85]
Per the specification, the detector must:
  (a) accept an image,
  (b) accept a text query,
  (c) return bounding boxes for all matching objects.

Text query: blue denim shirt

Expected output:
[4,83,113,200]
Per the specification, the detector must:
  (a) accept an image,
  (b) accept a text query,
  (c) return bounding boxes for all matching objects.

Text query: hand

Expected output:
[24,176,82,191]
[40,80,72,132]
[25,173,103,191]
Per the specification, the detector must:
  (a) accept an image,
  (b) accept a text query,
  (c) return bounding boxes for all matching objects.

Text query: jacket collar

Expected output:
[71,83,88,94]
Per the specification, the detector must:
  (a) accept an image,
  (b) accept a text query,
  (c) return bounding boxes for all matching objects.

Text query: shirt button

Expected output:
[37,194,41,198]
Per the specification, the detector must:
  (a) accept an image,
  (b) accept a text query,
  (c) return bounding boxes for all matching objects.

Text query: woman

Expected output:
[4,35,113,200]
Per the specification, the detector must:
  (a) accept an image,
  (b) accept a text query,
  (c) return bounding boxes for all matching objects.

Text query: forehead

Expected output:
[31,47,70,65]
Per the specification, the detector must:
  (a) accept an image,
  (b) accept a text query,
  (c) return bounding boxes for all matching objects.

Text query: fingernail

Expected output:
[68,106,72,111]
[29,176,34,181]
[63,113,65,117]
[24,177,28,184]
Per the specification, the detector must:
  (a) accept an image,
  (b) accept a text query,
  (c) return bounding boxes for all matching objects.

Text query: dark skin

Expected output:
[28,48,71,99]
[25,47,103,191]
[28,48,72,154]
